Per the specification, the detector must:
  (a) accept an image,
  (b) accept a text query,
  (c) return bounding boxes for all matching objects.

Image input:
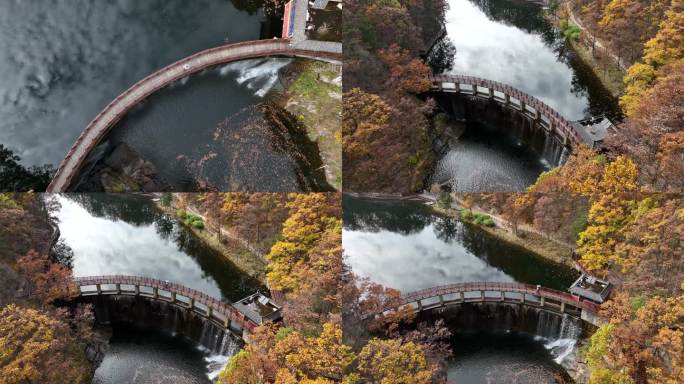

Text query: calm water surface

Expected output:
[343,195,577,292]
[432,0,620,192]
[53,194,261,383]
[343,195,579,382]
[0,0,270,167]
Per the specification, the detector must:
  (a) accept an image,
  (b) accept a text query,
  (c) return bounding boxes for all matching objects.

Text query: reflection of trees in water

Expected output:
[154,214,176,241]
[173,226,264,301]
[64,192,262,301]
[342,196,434,234]
[464,0,620,119]
[469,0,549,34]
[63,194,164,226]
[344,196,577,289]
[428,36,457,74]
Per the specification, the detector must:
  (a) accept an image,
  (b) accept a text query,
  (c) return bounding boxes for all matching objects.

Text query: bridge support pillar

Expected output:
[416,300,422,311]
[480,291,484,300]
[152,287,158,299]
[520,101,526,112]
[134,285,139,295]
[188,298,194,309]
[560,302,565,313]
[500,291,505,301]
[438,295,444,306]
[520,294,525,304]
[458,292,464,302]
[96,284,101,295]
[207,307,213,318]
[115,284,121,294]
[540,297,545,307]
[171,292,176,303]
[472,85,478,95]
[504,94,510,106]
[224,317,231,329]
[454,83,460,93]
[488,87,494,99]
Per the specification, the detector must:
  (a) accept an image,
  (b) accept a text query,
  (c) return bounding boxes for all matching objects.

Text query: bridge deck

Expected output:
[47,39,341,192]
[431,74,585,147]
[394,281,600,314]
[72,275,260,333]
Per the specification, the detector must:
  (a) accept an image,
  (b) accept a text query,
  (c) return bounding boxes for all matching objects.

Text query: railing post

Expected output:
[504,93,510,106]
[520,294,525,304]
[488,87,494,99]
[188,298,194,309]
[438,295,444,306]
[115,284,121,294]
[560,302,565,313]
[540,296,545,307]
[520,100,526,112]
[458,292,464,302]
[500,291,505,301]
[96,284,101,294]
[454,82,460,93]
[134,285,139,295]
[480,291,484,301]
[207,306,213,318]
[153,287,158,299]
[171,292,177,302]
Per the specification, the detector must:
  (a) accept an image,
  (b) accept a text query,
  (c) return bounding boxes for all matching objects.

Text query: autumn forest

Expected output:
[0,0,682,383]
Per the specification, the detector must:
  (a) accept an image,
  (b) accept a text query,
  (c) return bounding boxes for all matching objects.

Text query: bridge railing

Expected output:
[71,275,258,331]
[430,74,584,147]
[396,281,600,313]
[48,39,343,192]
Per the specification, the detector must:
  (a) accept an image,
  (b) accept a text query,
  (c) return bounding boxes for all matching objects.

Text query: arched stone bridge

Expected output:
[47,39,342,192]
[386,281,602,326]
[430,74,587,148]
[69,275,265,338]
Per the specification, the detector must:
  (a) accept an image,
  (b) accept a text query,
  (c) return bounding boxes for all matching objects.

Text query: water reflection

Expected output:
[343,196,577,292]
[445,0,618,120]
[0,0,270,168]
[54,194,261,302]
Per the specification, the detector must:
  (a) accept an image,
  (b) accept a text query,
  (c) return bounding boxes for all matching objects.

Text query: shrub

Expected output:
[176,209,187,219]
[469,212,496,228]
[460,210,473,221]
[437,192,452,209]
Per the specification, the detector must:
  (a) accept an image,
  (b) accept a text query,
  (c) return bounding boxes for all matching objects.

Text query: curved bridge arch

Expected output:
[386,281,601,326]
[430,74,587,149]
[47,39,342,192]
[70,275,259,337]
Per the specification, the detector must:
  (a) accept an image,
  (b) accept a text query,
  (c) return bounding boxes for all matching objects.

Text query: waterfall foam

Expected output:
[544,314,581,365]
[219,58,293,98]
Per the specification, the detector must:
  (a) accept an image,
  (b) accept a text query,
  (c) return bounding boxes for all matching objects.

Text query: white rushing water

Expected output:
[220,58,293,97]
[542,314,582,365]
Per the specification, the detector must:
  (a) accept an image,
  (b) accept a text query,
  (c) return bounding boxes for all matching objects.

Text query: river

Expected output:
[343,195,580,383]
[430,0,621,192]
[53,194,262,383]
[1,1,332,191]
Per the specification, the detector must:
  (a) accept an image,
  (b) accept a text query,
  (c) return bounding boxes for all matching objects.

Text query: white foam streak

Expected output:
[205,354,230,382]
[218,58,292,98]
